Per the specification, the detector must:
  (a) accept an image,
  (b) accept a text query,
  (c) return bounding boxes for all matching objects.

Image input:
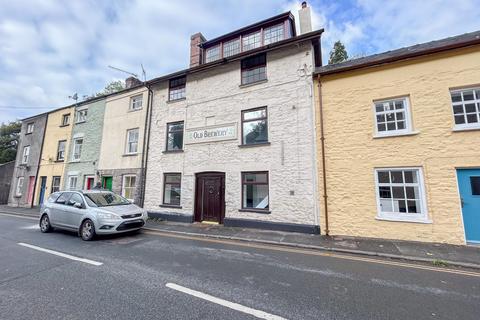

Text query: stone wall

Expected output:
[0,161,15,204]
[144,41,319,226]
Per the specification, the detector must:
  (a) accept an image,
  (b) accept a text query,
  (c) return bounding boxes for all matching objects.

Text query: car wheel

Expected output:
[80,219,96,241]
[39,214,52,233]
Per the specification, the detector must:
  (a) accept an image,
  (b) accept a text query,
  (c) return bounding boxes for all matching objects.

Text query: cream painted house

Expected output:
[97,85,149,204]
[315,31,480,244]
[35,106,74,205]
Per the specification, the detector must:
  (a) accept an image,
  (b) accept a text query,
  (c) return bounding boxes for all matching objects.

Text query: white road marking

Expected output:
[166,283,287,320]
[20,224,40,230]
[17,243,103,266]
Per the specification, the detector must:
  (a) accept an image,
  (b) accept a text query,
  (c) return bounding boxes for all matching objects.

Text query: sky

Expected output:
[1,0,480,122]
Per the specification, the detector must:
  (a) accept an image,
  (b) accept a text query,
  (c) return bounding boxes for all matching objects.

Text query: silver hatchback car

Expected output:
[39,190,148,241]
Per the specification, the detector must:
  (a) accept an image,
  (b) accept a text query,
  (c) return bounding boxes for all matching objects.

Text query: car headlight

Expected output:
[97,212,121,221]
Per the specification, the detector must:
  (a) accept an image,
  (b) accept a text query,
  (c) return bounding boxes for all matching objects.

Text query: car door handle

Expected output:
[461,197,465,208]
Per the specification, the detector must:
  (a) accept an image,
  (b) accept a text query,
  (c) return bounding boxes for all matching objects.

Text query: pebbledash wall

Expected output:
[97,86,148,204]
[63,98,106,191]
[315,45,480,244]
[144,42,320,232]
[8,114,47,207]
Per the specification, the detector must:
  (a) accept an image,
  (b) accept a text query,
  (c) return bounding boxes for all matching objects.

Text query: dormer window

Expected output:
[242,31,261,51]
[263,24,284,45]
[223,38,241,57]
[199,15,293,65]
[205,45,221,63]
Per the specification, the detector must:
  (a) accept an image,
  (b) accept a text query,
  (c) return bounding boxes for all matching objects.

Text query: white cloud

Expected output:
[1,0,479,123]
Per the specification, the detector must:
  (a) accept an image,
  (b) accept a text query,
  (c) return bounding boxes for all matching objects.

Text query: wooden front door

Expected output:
[195,172,225,223]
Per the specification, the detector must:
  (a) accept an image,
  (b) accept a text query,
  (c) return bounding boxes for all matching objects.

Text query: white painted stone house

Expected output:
[144,6,323,233]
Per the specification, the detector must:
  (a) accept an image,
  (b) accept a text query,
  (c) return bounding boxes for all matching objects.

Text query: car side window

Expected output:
[68,193,84,207]
[55,192,72,205]
[47,193,60,203]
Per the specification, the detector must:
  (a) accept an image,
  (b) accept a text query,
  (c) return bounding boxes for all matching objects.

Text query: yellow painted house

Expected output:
[314,31,480,245]
[34,106,74,205]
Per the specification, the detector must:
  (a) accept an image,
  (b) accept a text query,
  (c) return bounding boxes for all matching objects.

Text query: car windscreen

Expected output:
[84,192,130,207]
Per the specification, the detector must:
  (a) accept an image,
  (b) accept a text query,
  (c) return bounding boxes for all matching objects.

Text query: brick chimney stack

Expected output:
[125,76,142,89]
[298,1,312,34]
[190,32,206,68]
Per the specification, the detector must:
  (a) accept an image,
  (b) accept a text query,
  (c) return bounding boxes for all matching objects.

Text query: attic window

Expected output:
[205,45,221,63]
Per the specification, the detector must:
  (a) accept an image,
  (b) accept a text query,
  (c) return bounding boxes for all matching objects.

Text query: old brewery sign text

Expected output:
[185,123,237,144]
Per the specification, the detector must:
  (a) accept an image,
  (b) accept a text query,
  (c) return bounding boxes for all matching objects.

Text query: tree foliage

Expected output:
[93,80,125,97]
[0,121,21,164]
[328,41,349,65]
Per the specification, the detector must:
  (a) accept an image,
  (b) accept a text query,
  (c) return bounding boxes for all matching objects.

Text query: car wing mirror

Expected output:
[74,202,83,209]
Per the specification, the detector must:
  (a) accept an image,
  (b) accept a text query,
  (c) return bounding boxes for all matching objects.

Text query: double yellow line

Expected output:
[2,212,479,278]
[143,229,480,278]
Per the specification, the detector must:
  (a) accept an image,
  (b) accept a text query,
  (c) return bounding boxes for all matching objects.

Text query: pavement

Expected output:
[1,204,480,270]
[1,213,480,320]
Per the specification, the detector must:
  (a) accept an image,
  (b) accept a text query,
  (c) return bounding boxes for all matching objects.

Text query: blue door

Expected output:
[38,176,47,205]
[457,169,480,243]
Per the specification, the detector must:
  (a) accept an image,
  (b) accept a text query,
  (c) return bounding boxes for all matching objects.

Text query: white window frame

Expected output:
[122,175,136,201]
[51,176,61,193]
[16,177,24,196]
[26,123,34,134]
[125,128,139,154]
[373,97,413,137]
[72,138,83,161]
[22,146,30,164]
[374,167,430,223]
[450,87,480,131]
[68,176,78,190]
[76,108,88,123]
[130,94,143,111]
[62,114,70,126]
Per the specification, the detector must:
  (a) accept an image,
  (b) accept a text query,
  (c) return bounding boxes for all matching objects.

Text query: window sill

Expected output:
[376,215,432,224]
[167,97,186,104]
[59,124,70,128]
[54,160,64,163]
[122,153,139,157]
[239,79,268,88]
[128,108,143,113]
[238,142,271,148]
[239,208,271,214]
[162,149,184,154]
[373,131,420,139]
[25,132,32,135]
[160,204,182,209]
[75,121,86,124]
[70,159,81,163]
[452,126,480,132]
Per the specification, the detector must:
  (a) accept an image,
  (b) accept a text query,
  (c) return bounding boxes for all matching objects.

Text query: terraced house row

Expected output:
[7,3,480,245]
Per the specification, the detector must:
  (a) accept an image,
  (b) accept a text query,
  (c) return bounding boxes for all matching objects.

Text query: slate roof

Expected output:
[315,30,480,76]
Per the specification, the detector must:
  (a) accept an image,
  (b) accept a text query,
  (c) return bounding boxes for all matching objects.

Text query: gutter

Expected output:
[140,84,154,207]
[317,74,329,236]
[315,38,480,77]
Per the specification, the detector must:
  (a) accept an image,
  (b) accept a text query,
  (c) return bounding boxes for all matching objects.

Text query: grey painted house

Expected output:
[8,114,47,207]
[64,98,106,190]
